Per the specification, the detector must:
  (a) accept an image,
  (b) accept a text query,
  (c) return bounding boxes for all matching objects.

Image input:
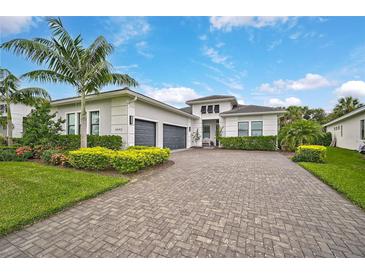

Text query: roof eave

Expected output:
[220,110,286,117]
[186,98,237,105]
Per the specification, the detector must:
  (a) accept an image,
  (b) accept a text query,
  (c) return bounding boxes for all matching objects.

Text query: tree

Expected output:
[303,108,327,124]
[280,106,306,126]
[22,102,64,147]
[333,96,364,118]
[0,68,49,145]
[278,119,324,151]
[1,17,138,148]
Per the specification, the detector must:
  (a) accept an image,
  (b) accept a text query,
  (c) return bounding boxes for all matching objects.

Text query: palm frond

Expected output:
[21,70,75,85]
[13,87,50,105]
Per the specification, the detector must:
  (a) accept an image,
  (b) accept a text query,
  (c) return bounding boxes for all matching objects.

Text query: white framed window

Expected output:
[238,122,249,136]
[203,124,210,138]
[90,111,99,135]
[361,120,365,140]
[67,113,76,135]
[251,121,263,136]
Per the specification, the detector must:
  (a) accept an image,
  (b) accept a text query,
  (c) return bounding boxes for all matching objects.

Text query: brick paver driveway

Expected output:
[1,149,365,257]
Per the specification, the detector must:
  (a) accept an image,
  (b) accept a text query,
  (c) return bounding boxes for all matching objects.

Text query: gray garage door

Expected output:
[163,124,186,150]
[135,119,156,146]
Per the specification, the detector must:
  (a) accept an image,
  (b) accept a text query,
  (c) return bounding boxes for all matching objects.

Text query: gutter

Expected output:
[220,110,286,117]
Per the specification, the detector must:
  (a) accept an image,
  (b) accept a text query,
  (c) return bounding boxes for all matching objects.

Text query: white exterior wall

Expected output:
[190,101,232,146]
[134,100,192,148]
[223,114,278,137]
[325,112,365,150]
[0,103,33,138]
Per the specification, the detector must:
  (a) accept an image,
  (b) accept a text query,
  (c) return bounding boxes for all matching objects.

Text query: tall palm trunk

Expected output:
[5,91,13,146]
[80,91,87,148]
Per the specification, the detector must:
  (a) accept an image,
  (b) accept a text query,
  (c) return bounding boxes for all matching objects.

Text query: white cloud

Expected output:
[114,64,139,72]
[259,73,332,93]
[211,76,244,91]
[109,17,150,46]
[0,16,34,35]
[210,16,291,31]
[143,86,200,106]
[136,41,153,58]
[202,46,233,69]
[198,34,207,41]
[336,80,365,98]
[216,42,225,48]
[268,97,302,107]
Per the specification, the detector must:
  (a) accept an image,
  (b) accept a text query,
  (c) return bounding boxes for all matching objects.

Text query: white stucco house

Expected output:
[324,106,365,150]
[50,88,285,149]
[0,103,33,138]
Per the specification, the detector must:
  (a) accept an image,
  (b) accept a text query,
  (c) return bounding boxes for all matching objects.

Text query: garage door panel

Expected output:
[135,119,156,146]
[163,124,186,150]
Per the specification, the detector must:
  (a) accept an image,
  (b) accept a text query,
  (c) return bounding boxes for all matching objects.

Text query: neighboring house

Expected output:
[51,88,285,149]
[324,106,365,150]
[0,103,33,138]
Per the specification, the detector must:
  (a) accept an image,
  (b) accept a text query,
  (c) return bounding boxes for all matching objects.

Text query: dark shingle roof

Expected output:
[186,95,236,103]
[179,106,192,114]
[221,104,283,115]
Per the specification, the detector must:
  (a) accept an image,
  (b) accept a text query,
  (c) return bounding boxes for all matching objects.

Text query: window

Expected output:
[214,104,220,113]
[207,105,213,113]
[0,104,6,114]
[361,120,365,140]
[201,106,206,114]
[77,112,81,134]
[341,125,343,137]
[90,111,99,135]
[251,121,263,136]
[203,124,210,138]
[67,113,76,135]
[238,122,249,136]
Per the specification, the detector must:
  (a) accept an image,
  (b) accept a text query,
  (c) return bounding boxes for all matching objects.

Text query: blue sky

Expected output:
[1,16,365,110]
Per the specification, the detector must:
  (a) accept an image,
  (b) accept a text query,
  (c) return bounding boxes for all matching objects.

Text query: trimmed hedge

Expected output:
[68,147,114,170]
[314,132,332,146]
[48,135,123,150]
[218,136,277,151]
[68,146,170,173]
[292,145,327,163]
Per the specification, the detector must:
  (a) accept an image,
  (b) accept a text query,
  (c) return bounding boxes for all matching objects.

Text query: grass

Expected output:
[0,161,128,236]
[299,147,365,209]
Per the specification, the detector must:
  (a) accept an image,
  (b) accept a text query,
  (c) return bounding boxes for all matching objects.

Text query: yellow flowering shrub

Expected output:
[293,145,327,163]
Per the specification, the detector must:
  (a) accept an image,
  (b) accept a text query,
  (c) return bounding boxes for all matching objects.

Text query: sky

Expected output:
[1,16,365,111]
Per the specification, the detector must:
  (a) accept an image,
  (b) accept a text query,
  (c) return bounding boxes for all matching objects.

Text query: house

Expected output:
[324,106,365,150]
[0,103,33,138]
[51,88,285,149]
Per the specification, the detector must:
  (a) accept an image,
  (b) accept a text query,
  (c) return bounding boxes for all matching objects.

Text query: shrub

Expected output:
[278,120,324,151]
[127,145,153,150]
[292,145,327,163]
[111,148,170,173]
[32,145,50,159]
[41,149,60,164]
[314,132,332,146]
[0,146,22,161]
[50,152,69,166]
[0,135,6,145]
[218,136,277,151]
[49,135,123,150]
[68,147,114,170]
[15,146,33,159]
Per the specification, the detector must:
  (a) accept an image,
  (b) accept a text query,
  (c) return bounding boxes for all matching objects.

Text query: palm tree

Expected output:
[333,96,364,118]
[280,106,305,126]
[1,18,138,148]
[278,119,324,151]
[0,68,49,145]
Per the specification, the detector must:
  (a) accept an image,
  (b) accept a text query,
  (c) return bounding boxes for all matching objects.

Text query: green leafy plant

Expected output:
[218,136,277,151]
[41,149,60,164]
[0,146,21,161]
[278,120,324,151]
[292,145,327,163]
[314,132,332,146]
[68,147,114,170]
[1,17,138,148]
[22,103,64,147]
[48,135,123,150]
[50,152,69,166]
[15,146,33,159]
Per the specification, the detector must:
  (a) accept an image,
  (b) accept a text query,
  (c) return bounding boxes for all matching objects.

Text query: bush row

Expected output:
[218,136,277,151]
[68,146,170,173]
[292,145,327,163]
[0,146,33,161]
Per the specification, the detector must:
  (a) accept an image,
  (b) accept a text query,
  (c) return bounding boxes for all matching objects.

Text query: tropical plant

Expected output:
[1,17,138,148]
[22,102,64,147]
[280,106,306,126]
[278,119,324,151]
[333,96,364,118]
[0,68,49,145]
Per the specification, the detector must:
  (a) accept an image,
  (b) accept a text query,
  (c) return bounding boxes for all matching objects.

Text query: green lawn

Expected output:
[0,162,128,235]
[299,147,365,209]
